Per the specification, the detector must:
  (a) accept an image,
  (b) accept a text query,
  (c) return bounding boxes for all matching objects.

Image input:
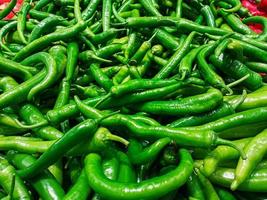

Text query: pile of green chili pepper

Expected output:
[1,0,267,199]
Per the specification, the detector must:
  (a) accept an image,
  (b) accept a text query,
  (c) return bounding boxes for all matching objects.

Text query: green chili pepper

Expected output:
[186,172,206,200]
[85,149,193,200]
[154,31,198,79]
[243,16,267,41]
[17,1,31,44]
[201,5,216,27]
[197,41,232,95]
[130,114,161,126]
[90,63,114,92]
[7,152,65,200]
[179,45,207,80]
[74,84,106,98]
[81,0,100,20]
[102,150,120,180]
[20,52,58,101]
[66,126,129,156]
[226,86,267,111]
[0,156,31,200]
[19,106,63,140]
[215,187,237,200]
[14,21,86,61]
[139,0,162,16]
[102,0,112,31]
[128,33,156,65]
[17,113,115,179]
[116,150,136,183]
[66,42,79,82]
[0,56,35,81]
[109,78,181,97]
[64,169,91,200]
[79,50,112,63]
[92,28,123,44]
[29,9,58,20]
[202,137,251,176]
[0,76,19,92]
[231,128,267,190]
[134,88,223,116]
[0,21,18,53]
[124,32,140,59]
[0,0,17,20]
[169,101,242,128]
[122,16,267,51]
[54,79,71,109]
[169,89,246,128]
[0,135,54,153]
[216,0,242,13]
[127,138,171,165]
[48,160,63,185]
[210,167,267,192]
[183,106,267,133]
[29,16,68,42]
[196,168,220,200]
[154,28,180,51]
[34,0,52,10]
[218,10,255,35]
[210,54,263,91]
[245,62,267,73]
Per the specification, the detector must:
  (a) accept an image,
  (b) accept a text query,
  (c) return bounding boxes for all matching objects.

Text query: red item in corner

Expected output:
[0,0,23,19]
[241,0,267,32]
[258,0,267,11]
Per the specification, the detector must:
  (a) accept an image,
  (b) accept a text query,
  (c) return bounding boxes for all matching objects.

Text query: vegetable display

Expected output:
[0,0,267,199]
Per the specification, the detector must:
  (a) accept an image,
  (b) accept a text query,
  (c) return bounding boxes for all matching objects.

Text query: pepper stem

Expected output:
[179,70,187,80]
[147,30,158,43]
[97,110,120,123]
[94,93,112,108]
[91,54,112,63]
[231,89,247,110]
[230,179,240,191]
[222,85,233,96]
[112,3,125,23]
[14,119,48,129]
[105,132,129,146]
[227,74,250,88]
[74,95,103,119]
[216,138,247,160]
[214,38,231,57]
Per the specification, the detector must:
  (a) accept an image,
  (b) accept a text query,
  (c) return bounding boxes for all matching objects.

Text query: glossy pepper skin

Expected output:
[73,102,245,155]
[226,86,267,111]
[85,149,193,200]
[7,153,65,200]
[182,107,267,133]
[3,0,267,198]
[231,128,267,190]
[134,88,223,116]
[46,82,187,124]
[169,91,246,128]
[19,104,63,140]
[169,102,236,128]
[210,54,263,91]
[127,138,171,165]
[0,156,31,200]
[64,169,91,200]
[17,118,101,179]
[14,21,87,61]
[202,137,251,176]
[210,167,267,192]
